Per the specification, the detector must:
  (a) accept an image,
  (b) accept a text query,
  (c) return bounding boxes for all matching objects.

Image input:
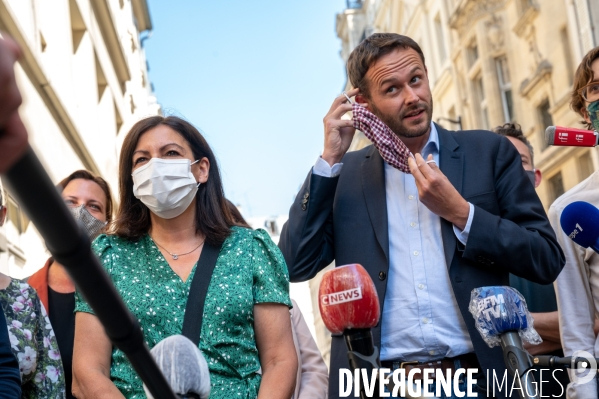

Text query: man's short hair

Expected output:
[493,123,535,167]
[571,46,599,129]
[347,33,426,97]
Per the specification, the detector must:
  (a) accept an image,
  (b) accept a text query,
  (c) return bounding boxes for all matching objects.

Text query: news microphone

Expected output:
[560,201,599,253]
[319,264,381,399]
[469,286,541,399]
[544,126,598,147]
[143,335,211,399]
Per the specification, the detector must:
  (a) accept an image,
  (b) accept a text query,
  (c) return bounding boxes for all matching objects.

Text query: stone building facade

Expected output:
[0,0,159,278]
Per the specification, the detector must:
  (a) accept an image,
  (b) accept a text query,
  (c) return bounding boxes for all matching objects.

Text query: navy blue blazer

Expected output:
[0,306,21,398]
[279,124,565,399]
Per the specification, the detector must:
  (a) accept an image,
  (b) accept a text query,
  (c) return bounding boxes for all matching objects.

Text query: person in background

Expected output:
[0,183,66,398]
[0,180,21,398]
[550,45,599,399]
[225,200,329,399]
[72,116,297,399]
[493,123,568,397]
[0,307,20,399]
[28,170,113,399]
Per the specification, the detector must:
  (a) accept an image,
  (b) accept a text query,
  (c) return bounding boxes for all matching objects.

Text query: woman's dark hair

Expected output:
[225,199,251,228]
[111,116,237,246]
[58,170,114,222]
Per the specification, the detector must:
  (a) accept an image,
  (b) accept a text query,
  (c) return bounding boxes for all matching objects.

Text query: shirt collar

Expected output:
[421,122,439,158]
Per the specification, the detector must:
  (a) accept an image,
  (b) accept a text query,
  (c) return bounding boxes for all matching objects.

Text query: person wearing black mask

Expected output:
[493,123,569,397]
[28,170,113,399]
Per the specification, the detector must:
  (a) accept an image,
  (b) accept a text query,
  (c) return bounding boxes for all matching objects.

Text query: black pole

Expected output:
[2,147,177,399]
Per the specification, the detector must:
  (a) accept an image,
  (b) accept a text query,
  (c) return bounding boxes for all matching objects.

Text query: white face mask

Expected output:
[132,158,200,219]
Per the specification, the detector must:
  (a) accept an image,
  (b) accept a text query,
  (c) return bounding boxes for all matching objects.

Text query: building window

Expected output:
[475,76,489,130]
[517,0,535,16]
[69,0,86,53]
[434,14,447,64]
[467,39,479,69]
[578,152,594,181]
[6,195,28,235]
[548,172,565,203]
[560,27,574,85]
[495,57,514,123]
[538,99,553,151]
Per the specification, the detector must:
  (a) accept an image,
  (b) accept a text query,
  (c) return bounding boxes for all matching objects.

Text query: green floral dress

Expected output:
[0,279,66,398]
[75,227,292,399]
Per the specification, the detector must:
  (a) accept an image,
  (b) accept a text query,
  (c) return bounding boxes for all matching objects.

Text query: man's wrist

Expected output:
[321,152,342,167]
[452,200,471,231]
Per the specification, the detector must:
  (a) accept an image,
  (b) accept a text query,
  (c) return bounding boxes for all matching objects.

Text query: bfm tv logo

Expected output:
[476,293,506,321]
[321,287,363,306]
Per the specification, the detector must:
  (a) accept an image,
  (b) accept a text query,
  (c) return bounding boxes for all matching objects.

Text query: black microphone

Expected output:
[545,126,598,147]
[143,335,211,399]
[469,286,539,399]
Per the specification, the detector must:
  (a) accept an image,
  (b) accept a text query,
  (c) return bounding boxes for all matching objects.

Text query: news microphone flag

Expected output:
[545,126,598,147]
[319,263,380,334]
[560,201,599,253]
[468,286,541,348]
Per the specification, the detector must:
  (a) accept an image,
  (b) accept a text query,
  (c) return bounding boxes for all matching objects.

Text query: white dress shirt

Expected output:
[550,170,599,399]
[313,123,475,362]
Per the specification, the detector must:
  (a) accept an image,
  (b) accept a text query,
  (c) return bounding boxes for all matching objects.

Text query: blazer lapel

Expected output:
[361,146,389,263]
[437,124,463,269]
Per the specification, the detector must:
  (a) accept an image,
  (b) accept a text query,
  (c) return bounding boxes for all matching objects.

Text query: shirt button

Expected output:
[429,350,435,356]
[408,195,414,200]
[413,250,419,256]
[410,222,416,227]
[422,317,429,324]
[418,284,424,290]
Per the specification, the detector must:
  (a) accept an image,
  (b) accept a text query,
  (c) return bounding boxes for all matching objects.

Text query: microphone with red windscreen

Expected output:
[544,126,598,147]
[319,264,381,399]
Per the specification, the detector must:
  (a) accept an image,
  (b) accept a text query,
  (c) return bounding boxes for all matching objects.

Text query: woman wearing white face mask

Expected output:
[71,116,298,399]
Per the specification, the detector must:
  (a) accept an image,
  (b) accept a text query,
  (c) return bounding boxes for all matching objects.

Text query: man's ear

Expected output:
[355,93,369,109]
[534,169,542,188]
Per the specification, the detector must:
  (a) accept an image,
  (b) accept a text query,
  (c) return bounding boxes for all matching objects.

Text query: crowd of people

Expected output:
[0,29,598,399]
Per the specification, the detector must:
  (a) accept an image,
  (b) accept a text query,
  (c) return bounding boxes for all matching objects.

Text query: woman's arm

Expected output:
[255,303,298,399]
[72,312,125,399]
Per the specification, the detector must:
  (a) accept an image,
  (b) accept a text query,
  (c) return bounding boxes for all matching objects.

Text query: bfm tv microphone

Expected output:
[319,264,381,399]
[560,201,599,253]
[143,335,211,399]
[545,126,598,147]
[469,286,540,399]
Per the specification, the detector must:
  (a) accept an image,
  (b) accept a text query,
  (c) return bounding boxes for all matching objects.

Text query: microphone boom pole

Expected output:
[2,147,178,399]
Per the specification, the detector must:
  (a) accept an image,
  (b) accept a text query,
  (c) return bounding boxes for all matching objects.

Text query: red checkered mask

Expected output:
[352,103,412,173]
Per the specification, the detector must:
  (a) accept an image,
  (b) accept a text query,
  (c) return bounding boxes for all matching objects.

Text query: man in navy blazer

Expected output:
[279,33,564,399]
